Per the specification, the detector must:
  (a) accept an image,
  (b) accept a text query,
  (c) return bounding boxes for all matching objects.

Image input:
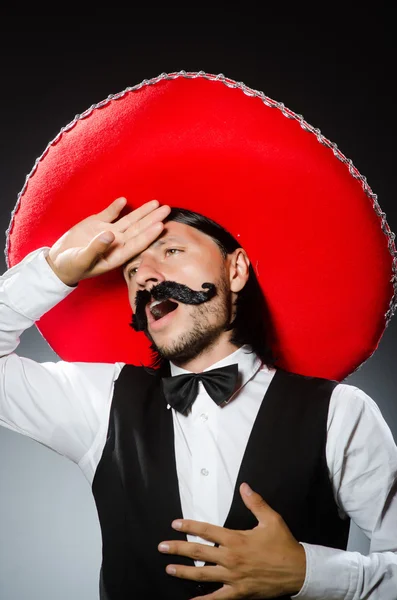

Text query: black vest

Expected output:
[92,364,350,599]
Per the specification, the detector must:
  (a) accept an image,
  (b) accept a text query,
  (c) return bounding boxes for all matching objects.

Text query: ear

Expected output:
[229,248,250,293]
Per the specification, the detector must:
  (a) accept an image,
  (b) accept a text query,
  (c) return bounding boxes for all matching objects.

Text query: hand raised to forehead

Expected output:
[46,198,170,287]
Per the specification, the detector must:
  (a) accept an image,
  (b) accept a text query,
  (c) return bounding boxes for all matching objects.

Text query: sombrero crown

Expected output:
[6,71,396,380]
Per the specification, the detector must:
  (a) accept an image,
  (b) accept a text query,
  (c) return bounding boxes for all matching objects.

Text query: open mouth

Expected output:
[148,298,178,322]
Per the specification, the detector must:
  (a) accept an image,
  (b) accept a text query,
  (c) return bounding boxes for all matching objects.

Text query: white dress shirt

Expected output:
[1,247,397,599]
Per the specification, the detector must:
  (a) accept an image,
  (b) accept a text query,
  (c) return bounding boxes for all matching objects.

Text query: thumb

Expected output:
[240,482,274,523]
[82,230,115,268]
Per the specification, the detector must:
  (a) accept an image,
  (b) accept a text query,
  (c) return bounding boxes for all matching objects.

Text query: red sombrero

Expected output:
[5,71,396,380]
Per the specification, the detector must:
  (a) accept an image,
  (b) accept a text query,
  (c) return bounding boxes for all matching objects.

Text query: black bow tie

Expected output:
[162,363,239,414]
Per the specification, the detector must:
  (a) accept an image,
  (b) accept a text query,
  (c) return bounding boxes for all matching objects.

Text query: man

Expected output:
[1,71,397,599]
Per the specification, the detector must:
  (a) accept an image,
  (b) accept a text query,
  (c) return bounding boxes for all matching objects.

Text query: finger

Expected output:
[116,202,170,233]
[239,482,275,523]
[158,540,226,566]
[165,563,228,583]
[119,204,171,237]
[118,221,165,265]
[97,196,128,222]
[171,520,232,546]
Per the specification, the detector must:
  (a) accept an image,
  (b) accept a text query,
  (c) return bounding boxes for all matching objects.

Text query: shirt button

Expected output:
[200,468,209,476]
[200,413,208,422]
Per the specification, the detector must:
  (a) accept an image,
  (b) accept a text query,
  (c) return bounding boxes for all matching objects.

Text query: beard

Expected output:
[133,272,233,366]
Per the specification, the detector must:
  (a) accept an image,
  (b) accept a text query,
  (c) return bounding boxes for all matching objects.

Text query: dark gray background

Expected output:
[0,21,396,600]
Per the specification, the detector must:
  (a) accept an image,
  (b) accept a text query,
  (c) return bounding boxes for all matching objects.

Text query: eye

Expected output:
[165,248,182,256]
[127,266,138,278]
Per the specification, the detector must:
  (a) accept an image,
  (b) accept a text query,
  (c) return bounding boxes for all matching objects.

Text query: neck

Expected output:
[173,337,241,372]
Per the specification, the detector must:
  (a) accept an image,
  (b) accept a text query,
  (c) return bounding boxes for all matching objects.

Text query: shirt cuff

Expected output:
[291,543,360,600]
[3,247,77,321]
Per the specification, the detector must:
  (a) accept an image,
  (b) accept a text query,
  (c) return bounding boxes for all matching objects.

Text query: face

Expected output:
[123,220,242,365]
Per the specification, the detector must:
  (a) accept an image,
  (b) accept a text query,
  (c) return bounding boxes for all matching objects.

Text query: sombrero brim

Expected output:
[6,71,396,380]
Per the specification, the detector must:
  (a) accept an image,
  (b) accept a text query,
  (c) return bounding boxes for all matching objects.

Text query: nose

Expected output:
[134,258,165,291]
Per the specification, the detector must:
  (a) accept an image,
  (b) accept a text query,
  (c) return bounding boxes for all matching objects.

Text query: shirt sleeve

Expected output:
[0,247,123,474]
[292,383,397,599]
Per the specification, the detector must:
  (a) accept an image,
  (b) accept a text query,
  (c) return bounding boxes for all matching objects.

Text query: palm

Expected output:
[48,198,170,284]
[53,216,125,272]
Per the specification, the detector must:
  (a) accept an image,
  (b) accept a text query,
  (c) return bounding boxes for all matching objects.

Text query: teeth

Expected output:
[149,299,162,309]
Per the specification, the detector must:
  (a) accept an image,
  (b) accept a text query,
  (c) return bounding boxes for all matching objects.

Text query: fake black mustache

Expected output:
[130,280,217,332]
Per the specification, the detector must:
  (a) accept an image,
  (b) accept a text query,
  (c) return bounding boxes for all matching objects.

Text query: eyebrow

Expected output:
[122,235,185,274]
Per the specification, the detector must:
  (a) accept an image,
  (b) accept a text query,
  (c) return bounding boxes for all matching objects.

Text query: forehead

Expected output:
[122,220,219,272]
[161,220,213,242]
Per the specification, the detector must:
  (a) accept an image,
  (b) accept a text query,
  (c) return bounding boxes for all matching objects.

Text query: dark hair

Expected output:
[158,207,277,368]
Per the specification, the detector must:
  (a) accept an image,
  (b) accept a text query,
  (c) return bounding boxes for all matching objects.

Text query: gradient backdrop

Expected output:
[0,21,396,600]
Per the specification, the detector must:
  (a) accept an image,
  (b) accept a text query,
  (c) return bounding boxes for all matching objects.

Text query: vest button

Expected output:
[200,468,209,476]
